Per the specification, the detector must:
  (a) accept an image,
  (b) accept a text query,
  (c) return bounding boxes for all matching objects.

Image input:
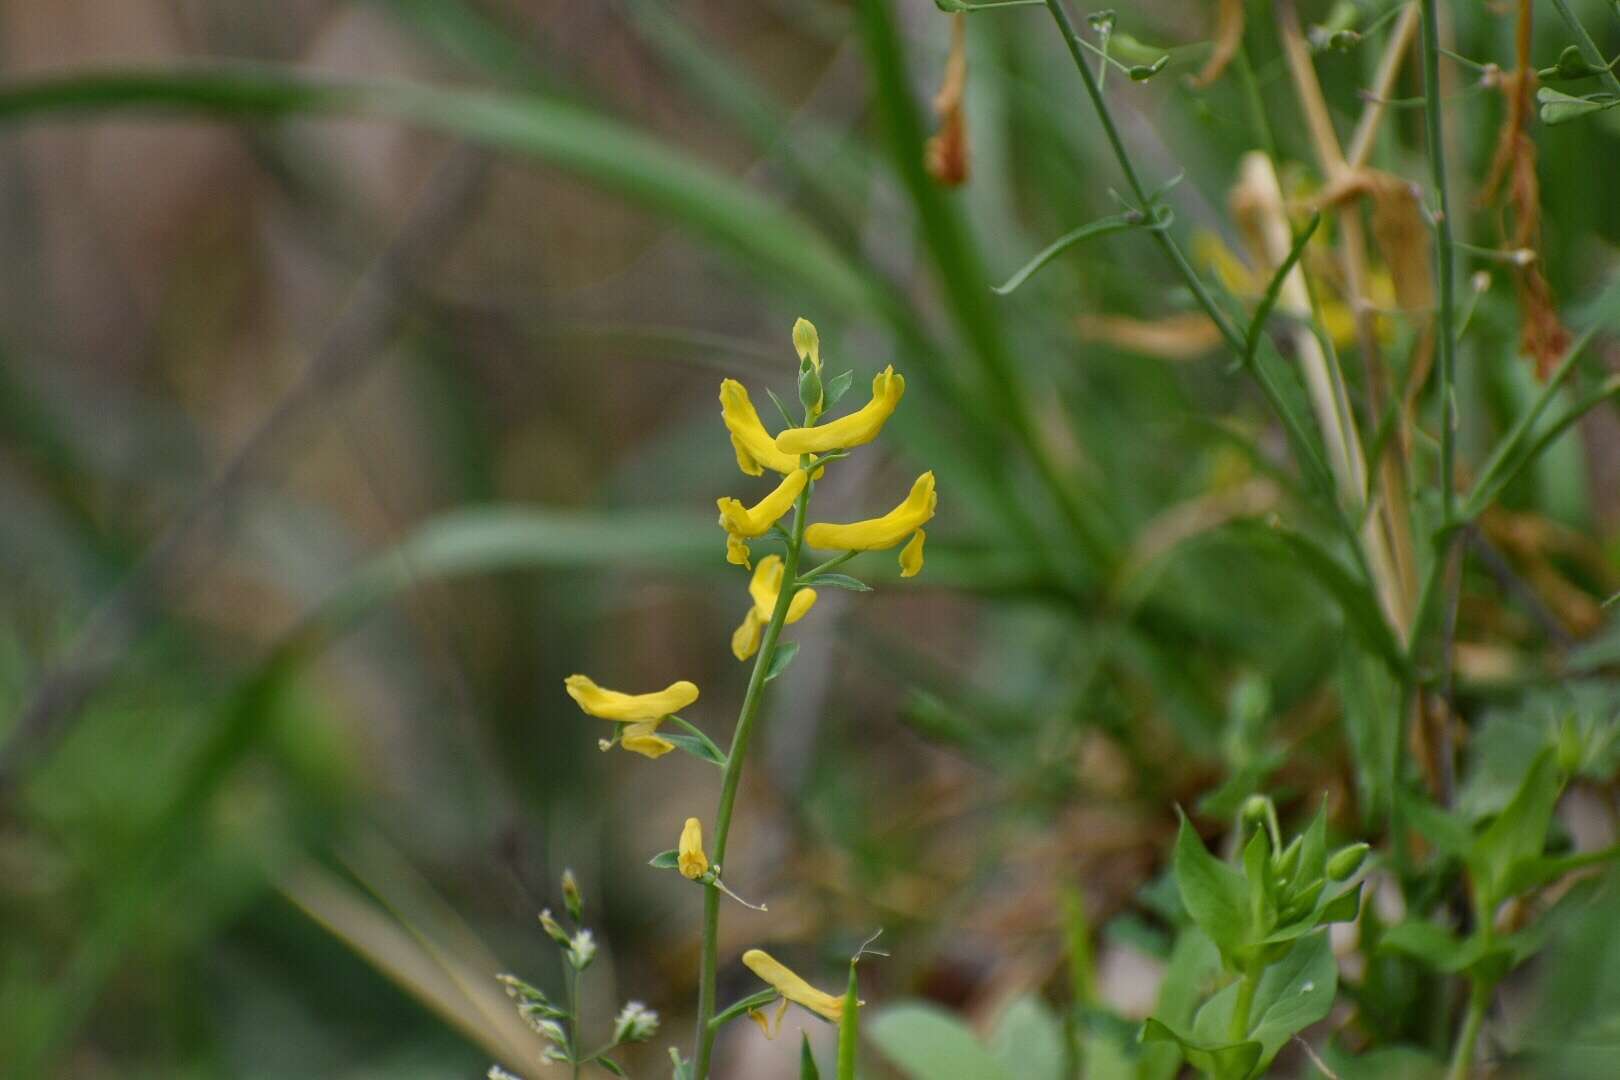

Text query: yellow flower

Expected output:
[717,468,808,544]
[805,471,937,575]
[678,817,709,880]
[731,555,818,661]
[726,534,754,570]
[565,675,695,760]
[774,366,904,455]
[742,949,849,1025]
[564,675,699,721]
[720,379,801,477]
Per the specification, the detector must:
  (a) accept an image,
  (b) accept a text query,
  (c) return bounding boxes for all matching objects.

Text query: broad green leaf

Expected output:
[1469,748,1564,904]
[1379,921,1491,974]
[1142,927,1223,1080]
[1243,931,1338,1066]
[1174,812,1251,960]
[987,997,1065,1080]
[1537,86,1620,124]
[869,1004,1017,1080]
[1140,1018,1261,1080]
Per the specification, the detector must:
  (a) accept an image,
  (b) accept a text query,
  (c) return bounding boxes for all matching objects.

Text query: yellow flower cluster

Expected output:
[563,674,697,759]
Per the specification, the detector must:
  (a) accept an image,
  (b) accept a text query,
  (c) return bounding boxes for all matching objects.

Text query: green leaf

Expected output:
[990,213,1139,296]
[1243,214,1322,365]
[869,1004,1018,1080]
[648,849,681,869]
[1318,882,1364,926]
[595,1057,628,1078]
[1242,931,1338,1065]
[1497,843,1620,897]
[1379,921,1491,974]
[809,573,872,592]
[1139,1018,1261,1080]
[764,641,800,682]
[670,1047,693,1080]
[1537,85,1620,124]
[1143,927,1224,1080]
[987,997,1066,1080]
[801,1032,822,1080]
[765,387,797,429]
[1469,748,1564,903]
[1173,812,1252,960]
[1399,792,1473,859]
[824,369,855,409]
[661,731,728,766]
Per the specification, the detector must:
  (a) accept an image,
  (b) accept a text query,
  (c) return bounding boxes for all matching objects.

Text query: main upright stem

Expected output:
[1418,0,1458,525]
[691,477,813,1080]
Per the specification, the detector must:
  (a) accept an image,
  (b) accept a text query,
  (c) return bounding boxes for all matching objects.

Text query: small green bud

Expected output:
[1087,10,1116,37]
[798,359,824,418]
[561,869,583,923]
[1326,842,1370,881]
[1240,795,1272,836]
[1272,834,1303,884]
[539,908,570,947]
[1129,56,1169,81]
[1327,29,1361,52]
[1279,877,1324,924]
[1556,715,1585,776]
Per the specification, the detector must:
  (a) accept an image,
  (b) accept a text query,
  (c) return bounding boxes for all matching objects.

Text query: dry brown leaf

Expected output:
[1074,311,1224,360]
[925,13,970,187]
[1190,0,1244,88]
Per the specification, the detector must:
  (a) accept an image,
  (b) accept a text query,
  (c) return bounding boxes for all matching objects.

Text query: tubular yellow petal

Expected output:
[621,721,674,759]
[741,949,847,1023]
[732,608,765,661]
[786,588,817,623]
[717,468,809,539]
[726,534,753,569]
[804,472,937,553]
[678,817,709,879]
[564,675,699,722]
[720,379,800,476]
[747,554,818,625]
[899,529,926,578]
[774,367,904,454]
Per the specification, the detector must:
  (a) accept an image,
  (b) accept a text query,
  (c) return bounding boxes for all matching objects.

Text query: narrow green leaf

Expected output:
[764,641,800,682]
[595,1057,628,1078]
[809,573,872,592]
[990,214,1138,295]
[765,388,797,429]
[648,850,681,869]
[824,369,856,409]
[1537,85,1620,124]
[1470,747,1564,903]
[1242,214,1321,366]
[802,1032,822,1080]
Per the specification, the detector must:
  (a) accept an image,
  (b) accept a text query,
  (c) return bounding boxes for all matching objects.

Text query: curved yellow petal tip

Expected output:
[899,528,926,578]
[564,675,699,722]
[720,378,799,476]
[718,468,809,539]
[727,534,753,569]
[678,817,709,879]
[732,609,765,661]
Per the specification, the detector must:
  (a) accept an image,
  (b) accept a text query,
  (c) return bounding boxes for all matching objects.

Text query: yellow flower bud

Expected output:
[620,721,675,759]
[774,366,904,455]
[792,317,821,374]
[678,817,709,880]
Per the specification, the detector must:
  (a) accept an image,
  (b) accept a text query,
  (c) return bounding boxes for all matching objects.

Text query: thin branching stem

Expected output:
[1419,0,1459,525]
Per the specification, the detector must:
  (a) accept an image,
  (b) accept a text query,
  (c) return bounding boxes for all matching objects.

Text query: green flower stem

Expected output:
[1447,976,1490,1080]
[692,474,814,1080]
[566,965,582,1080]
[707,990,779,1032]
[1229,964,1260,1043]
[1418,0,1459,526]
[798,550,856,583]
